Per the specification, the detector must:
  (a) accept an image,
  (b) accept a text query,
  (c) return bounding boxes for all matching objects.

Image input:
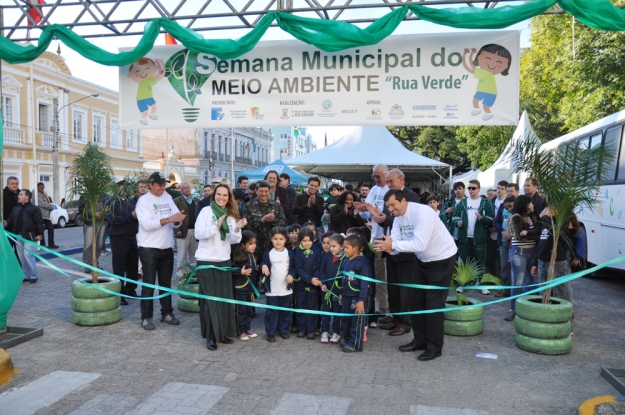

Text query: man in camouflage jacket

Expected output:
[242,180,286,258]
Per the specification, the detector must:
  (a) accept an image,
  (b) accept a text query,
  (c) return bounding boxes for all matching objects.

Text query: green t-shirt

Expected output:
[136,77,157,100]
[474,68,497,95]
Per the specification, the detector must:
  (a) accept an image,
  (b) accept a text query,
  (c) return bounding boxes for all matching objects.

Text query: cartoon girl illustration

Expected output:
[462,44,512,121]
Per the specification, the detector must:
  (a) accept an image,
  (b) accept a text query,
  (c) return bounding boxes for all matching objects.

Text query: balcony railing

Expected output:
[3,126,24,145]
[236,156,253,165]
[40,132,54,148]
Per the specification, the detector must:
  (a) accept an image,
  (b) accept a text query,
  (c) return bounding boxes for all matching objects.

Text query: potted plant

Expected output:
[509,126,614,354]
[445,258,501,336]
[69,143,121,326]
[177,261,200,313]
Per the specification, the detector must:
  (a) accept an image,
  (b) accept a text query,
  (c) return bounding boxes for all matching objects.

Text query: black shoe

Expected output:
[280,333,290,340]
[220,337,234,344]
[207,340,217,351]
[307,333,316,340]
[297,332,307,338]
[267,335,276,343]
[120,298,128,306]
[290,327,299,334]
[29,278,38,283]
[48,244,60,249]
[341,344,362,353]
[160,314,180,325]
[379,315,394,325]
[84,269,92,274]
[417,349,442,361]
[339,341,346,348]
[378,322,396,330]
[399,340,427,352]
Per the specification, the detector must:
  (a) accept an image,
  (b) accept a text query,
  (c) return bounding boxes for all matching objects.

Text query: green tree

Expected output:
[456,125,515,170]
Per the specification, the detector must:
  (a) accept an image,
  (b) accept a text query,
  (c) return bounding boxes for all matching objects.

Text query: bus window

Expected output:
[604,126,622,182]
[579,136,590,150]
[617,129,625,181]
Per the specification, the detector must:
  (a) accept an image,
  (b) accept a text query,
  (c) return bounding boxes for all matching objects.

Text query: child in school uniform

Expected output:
[261,226,296,342]
[427,194,448,224]
[339,234,371,353]
[303,221,323,252]
[320,232,333,254]
[317,233,345,344]
[287,223,301,247]
[346,227,377,335]
[232,230,259,341]
[293,227,323,339]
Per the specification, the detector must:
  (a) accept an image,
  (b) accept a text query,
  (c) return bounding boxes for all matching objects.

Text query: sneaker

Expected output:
[330,333,341,344]
[142,318,155,330]
[149,114,158,120]
[363,326,368,343]
[504,310,516,321]
[471,109,482,116]
[483,113,494,121]
[342,344,361,353]
[139,118,148,125]
[29,278,38,283]
[239,332,249,341]
[320,332,330,343]
[481,289,491,295]
[160,314,180,325]
[369,321,377,328]
[246,330,258,338]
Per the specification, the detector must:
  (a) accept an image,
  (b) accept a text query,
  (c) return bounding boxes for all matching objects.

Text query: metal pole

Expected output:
[448,166,453,198]
[165,128,169,177]
[230,127,234,184]
[52,97,59,204]
[0,5,4,223]
[29,61,38,204]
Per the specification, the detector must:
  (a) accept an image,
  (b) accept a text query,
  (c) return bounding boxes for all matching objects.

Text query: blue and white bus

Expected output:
[540,110,625,271]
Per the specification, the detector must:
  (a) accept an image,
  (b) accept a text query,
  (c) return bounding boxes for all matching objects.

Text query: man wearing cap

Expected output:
[135,172,187,330]
[242,180,286,258]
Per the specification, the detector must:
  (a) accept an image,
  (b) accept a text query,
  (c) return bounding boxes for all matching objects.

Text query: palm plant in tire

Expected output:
[451,258,502,305]
[165,49,216,123]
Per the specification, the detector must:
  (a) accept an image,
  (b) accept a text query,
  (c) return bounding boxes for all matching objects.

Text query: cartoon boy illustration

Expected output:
[127,57,165,125]
[462,44,511,121]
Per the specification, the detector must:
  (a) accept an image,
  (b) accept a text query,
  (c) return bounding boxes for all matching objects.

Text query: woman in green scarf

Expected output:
[195,184,247,350]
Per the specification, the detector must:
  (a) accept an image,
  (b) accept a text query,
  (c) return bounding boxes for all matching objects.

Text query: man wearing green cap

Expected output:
[242,180,286,258]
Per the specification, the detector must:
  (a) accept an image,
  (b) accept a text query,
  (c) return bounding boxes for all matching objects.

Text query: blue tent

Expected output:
[236,160,310,186]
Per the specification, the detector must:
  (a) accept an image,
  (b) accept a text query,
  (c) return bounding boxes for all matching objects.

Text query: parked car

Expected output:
[62,200,83,226]
[49,204,69,228]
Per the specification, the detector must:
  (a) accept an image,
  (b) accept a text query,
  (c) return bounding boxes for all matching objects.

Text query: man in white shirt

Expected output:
[136,172,186,331]
[375,189,457,362]
[354,164,389,321]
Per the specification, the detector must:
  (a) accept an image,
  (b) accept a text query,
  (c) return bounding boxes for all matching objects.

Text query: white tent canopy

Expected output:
[476,110,534,192]
[287,126,450,186]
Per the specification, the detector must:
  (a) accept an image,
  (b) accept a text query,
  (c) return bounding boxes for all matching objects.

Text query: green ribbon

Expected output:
[1,0,625,66]
[5,231,624,317]
[298,244,313,256]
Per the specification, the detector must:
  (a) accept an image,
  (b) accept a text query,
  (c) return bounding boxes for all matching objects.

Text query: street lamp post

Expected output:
[52,92,99,204]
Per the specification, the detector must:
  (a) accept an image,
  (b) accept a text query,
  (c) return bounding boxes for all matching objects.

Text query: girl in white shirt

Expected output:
[195,184,247,351]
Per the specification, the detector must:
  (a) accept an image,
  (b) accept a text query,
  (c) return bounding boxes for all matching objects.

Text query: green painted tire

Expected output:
[516,295,573,323]
[444,297,484,321]
[178,283,199,300]
[72,307,122,326]
[71,277,121,299]
[443,318,484,336]
[514,316,571,340]
[515,333,572,355]
[71,295,120,313]
[177,297,200,313]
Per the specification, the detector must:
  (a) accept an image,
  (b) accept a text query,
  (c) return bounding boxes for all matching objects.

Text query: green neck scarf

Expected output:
[298,243,313,256]
[210,200,230,241]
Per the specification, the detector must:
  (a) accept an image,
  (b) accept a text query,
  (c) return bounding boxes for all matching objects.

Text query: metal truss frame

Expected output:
[0,0,563,41]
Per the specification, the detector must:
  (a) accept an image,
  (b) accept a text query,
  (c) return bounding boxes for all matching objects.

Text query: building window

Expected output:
[111,119,121,148]
[73,111,84,141]
[93,115,104,145]
[126,129,138,151]
[39,175,50,182]
[39,103,51,131]
[2,96,14,126]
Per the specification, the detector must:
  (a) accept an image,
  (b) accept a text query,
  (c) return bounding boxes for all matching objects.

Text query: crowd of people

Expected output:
[1,165,585,360]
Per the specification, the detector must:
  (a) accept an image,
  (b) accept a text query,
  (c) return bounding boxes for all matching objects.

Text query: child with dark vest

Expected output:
[293,227,324,339]
[339,234,372,353]
[232,230,259,341]
[260,226,296,343]
[317,233,345,344]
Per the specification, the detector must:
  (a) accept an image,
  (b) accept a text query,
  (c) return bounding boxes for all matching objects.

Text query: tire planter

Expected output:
[71,277,122,326]
[444,297,484,336]
[177,280,199,313]
[514,295,573,355]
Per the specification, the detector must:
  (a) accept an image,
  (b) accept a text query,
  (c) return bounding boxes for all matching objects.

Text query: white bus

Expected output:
[540,110,625,271]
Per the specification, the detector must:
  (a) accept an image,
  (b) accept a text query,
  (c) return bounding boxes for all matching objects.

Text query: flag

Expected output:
[27,0,45,26]
[293,126,299,137]
[165,33,177,45]
[252,138,257,153]
[325,132,327,147]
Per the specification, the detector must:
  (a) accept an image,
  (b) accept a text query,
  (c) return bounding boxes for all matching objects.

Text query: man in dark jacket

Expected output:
[279,172,298,225]
[3,176,21,262]
[3,189,44,283]
[292,177,324,227]
[105,190,139,305]
[374,168,420,333]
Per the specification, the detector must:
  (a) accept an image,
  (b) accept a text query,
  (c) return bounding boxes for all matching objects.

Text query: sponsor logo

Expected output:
[250,107,264,120]
[211,107,224,121]
[372,108,382,116]
[443,112,458,119]
[366,108,383,120]
[322,100,332,110]
[230,110,246,119]
[388,104,405,119]
[280,109,290,120]
[444,104,458,111]
[412,105,436,111]
[319,99,336,118]
[292,110,315,117]
[342,110,357,114]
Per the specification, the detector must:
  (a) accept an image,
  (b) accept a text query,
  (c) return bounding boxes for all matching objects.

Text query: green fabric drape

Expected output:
[0,0,624,66]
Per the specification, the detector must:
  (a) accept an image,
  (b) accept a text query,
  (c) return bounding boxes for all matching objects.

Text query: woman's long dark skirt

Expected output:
[197,259,236,342]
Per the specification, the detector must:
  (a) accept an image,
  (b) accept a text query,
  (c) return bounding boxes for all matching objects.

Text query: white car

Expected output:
[49,203,69,228]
